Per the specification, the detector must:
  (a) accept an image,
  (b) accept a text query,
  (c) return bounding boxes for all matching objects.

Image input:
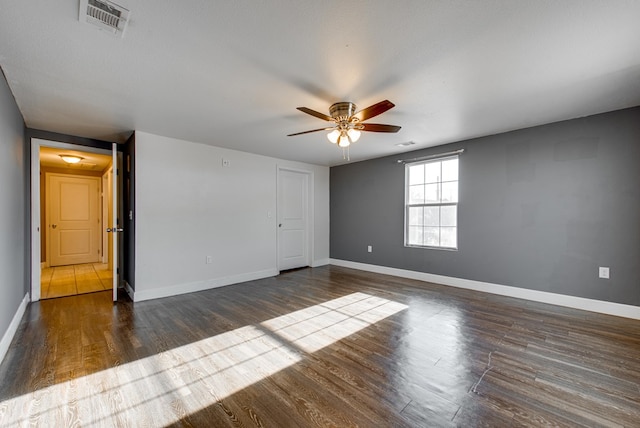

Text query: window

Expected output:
[405,156,459,249]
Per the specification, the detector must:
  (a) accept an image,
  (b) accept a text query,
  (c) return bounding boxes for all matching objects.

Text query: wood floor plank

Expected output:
[2,266,640,427]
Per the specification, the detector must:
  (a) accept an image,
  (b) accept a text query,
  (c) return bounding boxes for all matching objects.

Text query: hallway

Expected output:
[40,263,113,299]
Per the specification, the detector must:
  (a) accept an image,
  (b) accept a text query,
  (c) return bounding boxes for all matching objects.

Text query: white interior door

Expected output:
[48,174,101,266]
[110,143,119,302]
[277,169,309,270]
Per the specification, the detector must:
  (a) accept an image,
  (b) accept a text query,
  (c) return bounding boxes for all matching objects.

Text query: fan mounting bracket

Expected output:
[329,102,358,121]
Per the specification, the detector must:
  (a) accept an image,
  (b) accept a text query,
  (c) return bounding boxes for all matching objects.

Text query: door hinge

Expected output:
[117,267,120,274]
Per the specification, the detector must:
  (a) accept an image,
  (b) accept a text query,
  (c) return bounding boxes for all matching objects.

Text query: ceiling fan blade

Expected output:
[296,107,333,121]
[287,127,334,136]
[361,123,401,133]
[353,100,395,122]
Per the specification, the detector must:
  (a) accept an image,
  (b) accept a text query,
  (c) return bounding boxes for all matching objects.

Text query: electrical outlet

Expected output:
[599,267,609,279]
[206,256,212,264]
[367,245,372,253]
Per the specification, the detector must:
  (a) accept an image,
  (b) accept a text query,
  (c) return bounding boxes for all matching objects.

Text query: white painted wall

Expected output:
[134,131,329,301]
[0,72,28,363]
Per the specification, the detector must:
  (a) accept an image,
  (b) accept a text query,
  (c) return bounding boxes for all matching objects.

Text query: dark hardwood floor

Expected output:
[1,266,639,427]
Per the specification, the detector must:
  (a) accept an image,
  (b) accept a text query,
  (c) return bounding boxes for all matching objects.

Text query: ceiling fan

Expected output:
[287,100,401,155]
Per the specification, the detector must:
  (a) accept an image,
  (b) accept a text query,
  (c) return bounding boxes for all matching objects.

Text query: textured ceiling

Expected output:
[1,1,639,166]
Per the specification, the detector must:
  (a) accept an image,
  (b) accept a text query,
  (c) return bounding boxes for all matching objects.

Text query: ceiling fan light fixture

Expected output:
[327,129,340,144]
[347,128,361,142]
[338,132,351,148]
[290,99,400,159]
[59,155,84,164]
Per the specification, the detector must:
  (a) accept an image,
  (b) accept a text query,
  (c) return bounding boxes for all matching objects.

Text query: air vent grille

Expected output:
[80,0,130,37]
[88,0,121,29]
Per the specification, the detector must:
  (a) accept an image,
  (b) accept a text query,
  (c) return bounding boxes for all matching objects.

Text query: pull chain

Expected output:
[342,146,350,161]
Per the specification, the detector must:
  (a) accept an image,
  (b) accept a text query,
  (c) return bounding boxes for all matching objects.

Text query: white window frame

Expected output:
[404,155,459,250]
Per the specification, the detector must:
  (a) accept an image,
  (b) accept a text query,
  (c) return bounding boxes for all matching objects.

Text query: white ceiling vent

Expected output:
[79,0,130,37]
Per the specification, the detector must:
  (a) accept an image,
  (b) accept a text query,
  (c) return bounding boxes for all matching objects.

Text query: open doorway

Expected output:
[31,138,123,302]
[39,146,113,299]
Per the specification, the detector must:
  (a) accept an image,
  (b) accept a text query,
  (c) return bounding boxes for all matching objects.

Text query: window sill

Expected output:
[405,244,458,251]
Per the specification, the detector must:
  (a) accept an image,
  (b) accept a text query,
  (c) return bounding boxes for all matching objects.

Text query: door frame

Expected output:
[30,138,113,301]
[276,166,314,271]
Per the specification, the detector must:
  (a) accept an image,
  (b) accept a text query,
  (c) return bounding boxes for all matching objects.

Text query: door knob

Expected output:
[106,228,124,233]
[279,223,282,227]
[51,224,57,229]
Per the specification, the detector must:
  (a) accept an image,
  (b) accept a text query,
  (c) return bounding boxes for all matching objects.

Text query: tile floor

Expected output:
[40,263,113,299]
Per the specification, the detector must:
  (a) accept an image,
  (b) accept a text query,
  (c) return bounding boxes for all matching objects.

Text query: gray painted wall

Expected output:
[0,70,26,341]
[331,107,640,306]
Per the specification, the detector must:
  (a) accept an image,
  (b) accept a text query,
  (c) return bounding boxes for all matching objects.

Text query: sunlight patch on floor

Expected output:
[262,292,408,352]
[0,292,407,427]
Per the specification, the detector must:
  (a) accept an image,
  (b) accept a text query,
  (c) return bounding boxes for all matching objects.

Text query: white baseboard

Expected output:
[311,258,330,268]
[329,259,640,320]
[131,268,279,302]
[0,293,30,365]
